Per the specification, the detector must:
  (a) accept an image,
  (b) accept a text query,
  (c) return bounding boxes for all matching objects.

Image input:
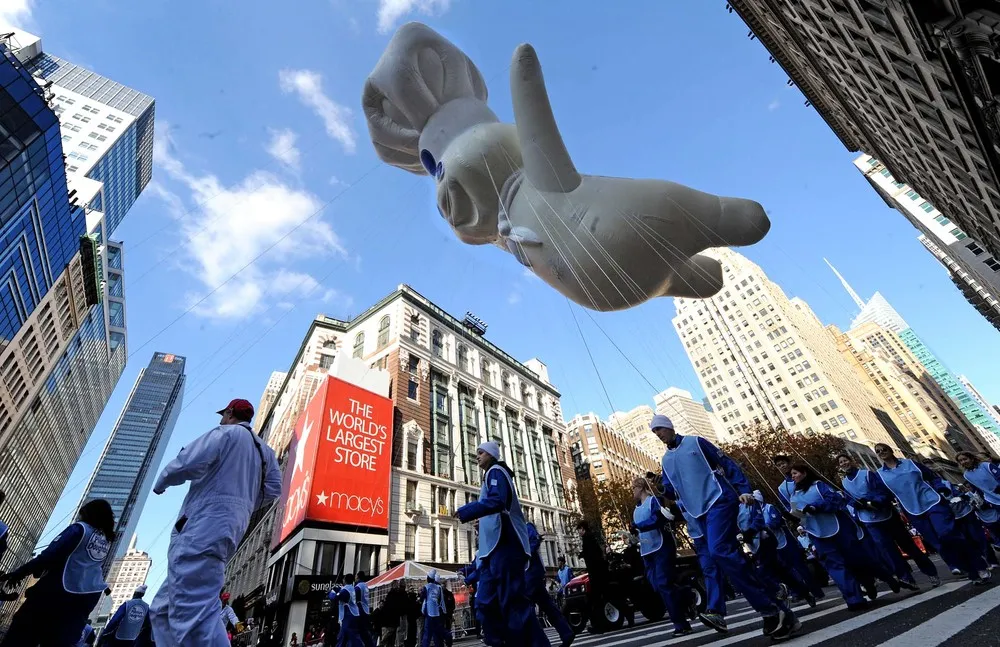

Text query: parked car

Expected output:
[561,545,706,633]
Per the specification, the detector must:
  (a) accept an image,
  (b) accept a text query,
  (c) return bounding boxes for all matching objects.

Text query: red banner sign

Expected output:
[274,376,393,547]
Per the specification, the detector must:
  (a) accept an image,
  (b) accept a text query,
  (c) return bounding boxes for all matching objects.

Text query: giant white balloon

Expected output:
[363,23,770,310]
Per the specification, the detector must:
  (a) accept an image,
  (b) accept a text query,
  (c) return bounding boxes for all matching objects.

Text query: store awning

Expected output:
[367,561,461,588]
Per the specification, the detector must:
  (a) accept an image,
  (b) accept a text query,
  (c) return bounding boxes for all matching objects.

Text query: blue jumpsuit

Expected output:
[457,463,549,646]
[945,486,996,570]
[660,434,788,619]
[841,467,937,582]
[0,522,109,646]
[963,461,1000,543]
[421,580,446,647]
[356,580,376,647]
[525,523,574,643]
[681,509,726,617]
[331,584,365,647]
[633,495,691,633]
[791,481,897,607]
[149,421,282,646]
[99,598,154,646]
[878,459,986,580]
[737,502,814,601]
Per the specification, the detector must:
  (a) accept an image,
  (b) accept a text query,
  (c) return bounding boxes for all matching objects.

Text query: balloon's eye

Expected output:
[420,149,436,175]
[435,162,443,181]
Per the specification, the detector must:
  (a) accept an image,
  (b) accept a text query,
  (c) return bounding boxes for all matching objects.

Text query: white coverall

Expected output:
[149,421,281,646]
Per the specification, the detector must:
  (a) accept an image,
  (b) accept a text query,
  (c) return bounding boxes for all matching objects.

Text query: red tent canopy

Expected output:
[367,561,460,588]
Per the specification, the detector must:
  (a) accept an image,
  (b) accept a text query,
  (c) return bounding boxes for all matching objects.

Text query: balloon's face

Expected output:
[432,122,522,246]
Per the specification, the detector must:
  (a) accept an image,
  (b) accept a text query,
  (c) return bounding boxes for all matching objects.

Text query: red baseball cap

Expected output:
[217,398,254,421]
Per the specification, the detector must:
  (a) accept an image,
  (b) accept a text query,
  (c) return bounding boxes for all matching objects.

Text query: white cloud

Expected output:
[152,128,350,320]
[279,69,357,154]
[767,100,780,112]
[507,291,521,306]
[376,0,451,33]
[0,0,33,30]
[265,128,302,170]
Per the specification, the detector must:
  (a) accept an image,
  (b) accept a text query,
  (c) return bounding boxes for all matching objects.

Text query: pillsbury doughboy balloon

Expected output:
[363,23,770,310]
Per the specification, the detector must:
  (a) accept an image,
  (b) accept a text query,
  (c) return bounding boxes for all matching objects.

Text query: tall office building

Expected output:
[835,323,990,465]
[828,261,1000,444]
[673,249,910,452]
[607,404,663,457]
[727,2,1000,262]
[853,156,1000,331]
[958,375,1000,430]
[78,352,185,568]
[224,285,579,630]
[653,387,719,445]
[566,412,660,483]
[257,370,287,427]
[0,30,152,585]
[0,36,108,587]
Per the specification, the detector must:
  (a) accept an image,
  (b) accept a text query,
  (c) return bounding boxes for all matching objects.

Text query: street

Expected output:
[527,574,1000,646]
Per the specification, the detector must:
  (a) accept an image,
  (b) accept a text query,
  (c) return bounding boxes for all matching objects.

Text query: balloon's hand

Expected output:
[738,493,755,505]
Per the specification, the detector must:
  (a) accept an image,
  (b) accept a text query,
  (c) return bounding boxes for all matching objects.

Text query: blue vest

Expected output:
[422,582,443,617]
[477,464,530,558]
[661,436,724,518]
[115,599,149,641]
[681,509,704,540]
[736,503,761,554]
[778,478,795,512]
[841,470,892,523]
[557,565,572,587]
[355,581,370,614]
[338,584,359,621]
[878,460,941,516]
[762,504,788,550]
[790,483,840,539]
[75,624,95,647]
[950,493,973,519]
[966,463,1000,507]
[63,522,109,594]
[633,496,664,556]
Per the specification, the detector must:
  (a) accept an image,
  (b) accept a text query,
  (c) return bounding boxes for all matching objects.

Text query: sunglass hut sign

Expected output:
[278,375,394,542]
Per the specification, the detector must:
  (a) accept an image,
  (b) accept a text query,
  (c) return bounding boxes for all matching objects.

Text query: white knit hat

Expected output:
[477,441,501,460]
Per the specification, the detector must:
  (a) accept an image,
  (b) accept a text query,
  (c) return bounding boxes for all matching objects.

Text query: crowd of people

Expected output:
[4,396,1000,646]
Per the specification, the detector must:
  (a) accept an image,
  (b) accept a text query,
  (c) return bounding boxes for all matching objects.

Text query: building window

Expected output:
[407,379,418,400]
[353,332,365,358]
[377,315,390,349]
[407,439,418,470]
[405,524,416,560]
[406,480,418,507]
[319,355,335,370]
[432,375,452,478]
[502,372,513,397]
[457,345,470,372]
[481,359,492,386]
[432,330,444,358]
[919,201,934,213]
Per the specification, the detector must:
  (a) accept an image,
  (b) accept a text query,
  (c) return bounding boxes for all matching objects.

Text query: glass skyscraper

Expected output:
[79,352,185,568]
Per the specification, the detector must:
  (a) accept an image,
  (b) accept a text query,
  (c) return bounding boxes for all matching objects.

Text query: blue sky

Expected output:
[13,0,1000,594]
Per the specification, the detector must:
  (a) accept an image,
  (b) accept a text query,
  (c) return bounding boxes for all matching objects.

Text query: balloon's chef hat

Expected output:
[363,22,496,176]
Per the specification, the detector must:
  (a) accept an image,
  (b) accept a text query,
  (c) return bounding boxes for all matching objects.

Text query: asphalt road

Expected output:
[469,567,1000,646]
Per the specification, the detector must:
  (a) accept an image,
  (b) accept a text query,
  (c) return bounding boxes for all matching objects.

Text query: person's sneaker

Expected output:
[952,568,962,575]
[863,581,878,601]
[929,575,942,587]
[761,610,786,636]
[671,627,694,637]
[846,600,871,612]
[776,583,789,601]
[699,611,728,633]
[888,578,901,594]
[769,613,801,642]
[804,592,817,608]
[897,579,920,592]
[980,570,993,581]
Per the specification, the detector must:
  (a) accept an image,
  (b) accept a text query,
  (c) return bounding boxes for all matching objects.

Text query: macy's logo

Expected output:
[316,490,386,517]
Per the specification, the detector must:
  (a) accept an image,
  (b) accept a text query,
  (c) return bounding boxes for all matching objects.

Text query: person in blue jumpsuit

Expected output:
[789,463,914,610]
[0,499,115,646]
[631,477,693,637]
[650,415,798,640]
[738,492,818,607]
[957,451,1000,543]
[461,558,485,642]
[837,453,940,587]
[679,505,728,631]
[355,571,376,647]
[525,522,575,645]
[149,398,282,646]
[330,574,364,647]
[771,455,797,514]
[77,620,97,646]
[944,482,997,572]
[455,441,549,647]
[99,585,154,646]
[874,443,989,585]
[419,571,445,647]
[556,556,572,602]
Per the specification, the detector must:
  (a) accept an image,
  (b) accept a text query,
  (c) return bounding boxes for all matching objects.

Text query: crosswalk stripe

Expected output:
[875,584,1000,647]
[775,582,968,646]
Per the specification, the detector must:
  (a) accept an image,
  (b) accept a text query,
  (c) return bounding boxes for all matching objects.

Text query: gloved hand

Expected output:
[950,497,964,505]
[802,505,817,515]
[658,506,675,521]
